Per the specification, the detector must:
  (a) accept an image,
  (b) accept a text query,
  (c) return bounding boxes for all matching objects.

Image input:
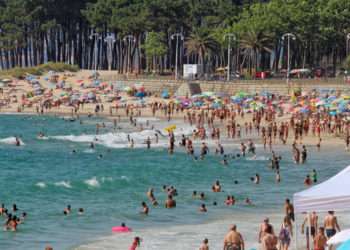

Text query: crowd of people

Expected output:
[3,89,350,250]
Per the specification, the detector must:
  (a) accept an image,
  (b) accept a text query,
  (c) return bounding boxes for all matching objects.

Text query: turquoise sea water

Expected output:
[0,114,349,250]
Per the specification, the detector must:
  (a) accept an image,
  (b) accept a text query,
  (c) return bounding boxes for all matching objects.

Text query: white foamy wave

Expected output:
[83,149,95,154]
[37,136,49,140]
[50,125,195,149]
[119,176,130,181]
[54,181,72,188]
[35,182,47,188]
[101,177,113,183]
[136,117,160,123]
[0,137,25,145]
[246,156,269,161]
[84,177,100,188]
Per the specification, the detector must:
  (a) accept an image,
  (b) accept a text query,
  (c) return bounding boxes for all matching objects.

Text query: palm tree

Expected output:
[185,28,219,69]
[239,29,273,75]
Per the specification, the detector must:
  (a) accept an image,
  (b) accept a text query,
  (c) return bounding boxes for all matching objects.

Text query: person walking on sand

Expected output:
[223,224,244,250]
[301,212,318,250]
[279,217,292,250]
[324,211,340,250]
[324,211,340,239]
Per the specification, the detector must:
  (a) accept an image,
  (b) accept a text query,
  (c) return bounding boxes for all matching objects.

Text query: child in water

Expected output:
[129,237,141,250]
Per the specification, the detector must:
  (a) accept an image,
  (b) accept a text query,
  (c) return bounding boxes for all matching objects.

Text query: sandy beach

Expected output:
[1,70,350,250]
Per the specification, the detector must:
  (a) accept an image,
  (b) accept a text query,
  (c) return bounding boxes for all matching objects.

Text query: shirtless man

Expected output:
[324,211,340,240]
[212,180,221,192]
[302,212,318,250]
[261,224,278,250]
[165,195,176,208]
[314,227,327,250]
[223,225,244,250]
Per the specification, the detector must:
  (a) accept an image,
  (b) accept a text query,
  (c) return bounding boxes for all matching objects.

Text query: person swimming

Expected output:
[199,204,207,212]
[63,205,71,215]
[78,208,84,215]
[140,202,149,215]
[212,180,221,192]
[15,137,21,146]
[165,195,176,208]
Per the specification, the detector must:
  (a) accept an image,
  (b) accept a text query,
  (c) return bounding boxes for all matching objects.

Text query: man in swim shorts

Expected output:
[324,211,340,248]
[302,212,318,250]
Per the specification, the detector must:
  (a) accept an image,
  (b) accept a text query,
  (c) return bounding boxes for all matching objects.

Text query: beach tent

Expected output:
[294,165,350,213]
[293,165,350,249]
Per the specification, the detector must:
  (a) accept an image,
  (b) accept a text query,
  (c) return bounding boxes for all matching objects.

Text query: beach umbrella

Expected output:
[211,102,221,109]
[202,91,215,97]
[161,90,170,99]
[194,101,203,107]
[124,86,132,92]
[337,239,350,250]
[236,91,248,98]
[135,92,145,98]
[87,92,95,99]
[48,83,56,89]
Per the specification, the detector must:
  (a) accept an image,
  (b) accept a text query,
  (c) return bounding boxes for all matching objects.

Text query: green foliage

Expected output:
[0,63,79,78]
[143,32,167,57]
[344,56,350,70]
[0,0,349,73]
[185,27,220,65]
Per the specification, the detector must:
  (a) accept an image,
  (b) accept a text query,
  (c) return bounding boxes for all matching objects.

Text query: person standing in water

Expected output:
[301,145,307,163]
[146,137,151,149]
[311,169,318,183]
[140,202,149,215]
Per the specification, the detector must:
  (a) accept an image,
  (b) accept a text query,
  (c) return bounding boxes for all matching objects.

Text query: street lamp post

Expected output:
[282,33,296,88]
[346,33,350,57]
[171,33,184,80]
[224,33,236,82]
[104,33,116,71]
[123,35,136,73]
[89,32,100,73]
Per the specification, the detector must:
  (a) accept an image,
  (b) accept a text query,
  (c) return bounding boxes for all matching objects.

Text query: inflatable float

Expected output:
[112,226,132,233]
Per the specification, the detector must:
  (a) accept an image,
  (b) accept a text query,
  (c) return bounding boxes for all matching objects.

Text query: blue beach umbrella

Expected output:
[338,239,350,250]
[135,92,145,98]
[161,90,169,99]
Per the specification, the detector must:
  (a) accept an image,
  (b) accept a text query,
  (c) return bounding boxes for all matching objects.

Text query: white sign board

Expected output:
[183,64,200,79]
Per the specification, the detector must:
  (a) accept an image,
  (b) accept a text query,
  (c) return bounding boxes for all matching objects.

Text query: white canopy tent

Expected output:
[294,165,350,213]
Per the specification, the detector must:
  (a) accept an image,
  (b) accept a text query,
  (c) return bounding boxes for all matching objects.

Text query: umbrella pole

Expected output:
[308,213,312,250]
[295,215,298,250]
